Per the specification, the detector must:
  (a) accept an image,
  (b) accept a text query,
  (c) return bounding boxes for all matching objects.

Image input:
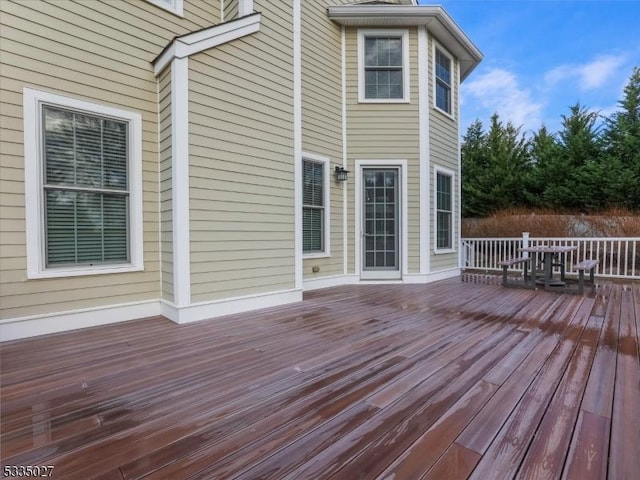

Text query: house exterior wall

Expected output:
[344,26,421,275]
[0,0,476,339]
[428,35,460,272]
[300,0,349,281]
[0,0,220,321]
[187,0,296,303]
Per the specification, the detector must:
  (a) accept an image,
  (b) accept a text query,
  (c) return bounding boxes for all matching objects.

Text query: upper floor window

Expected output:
[24,88,143,278]
[435,47,453,114]
[435,169,454,251]
[358,29,410,103]
[146,0,184,17]
[302,156,330,256]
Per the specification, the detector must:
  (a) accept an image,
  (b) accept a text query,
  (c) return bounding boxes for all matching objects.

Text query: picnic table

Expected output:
[519,245,578,290]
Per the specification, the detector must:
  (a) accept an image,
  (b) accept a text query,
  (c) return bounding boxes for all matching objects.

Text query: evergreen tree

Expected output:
[460,69,640,216]
[460,114,531,217]
[602,67,640,208]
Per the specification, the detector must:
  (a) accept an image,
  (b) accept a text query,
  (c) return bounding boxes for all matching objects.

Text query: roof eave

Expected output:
[327,5,483,81]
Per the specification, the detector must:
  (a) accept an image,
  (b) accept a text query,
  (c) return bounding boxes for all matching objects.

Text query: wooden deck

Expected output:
[1,279,639,480]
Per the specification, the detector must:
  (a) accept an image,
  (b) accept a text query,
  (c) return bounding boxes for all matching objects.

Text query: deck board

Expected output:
[1,279,638,479]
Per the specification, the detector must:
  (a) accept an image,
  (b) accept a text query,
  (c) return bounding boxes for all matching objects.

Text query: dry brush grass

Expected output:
[462,208,640,238]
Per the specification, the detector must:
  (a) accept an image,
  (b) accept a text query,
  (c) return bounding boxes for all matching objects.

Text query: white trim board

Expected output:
[0,300,161,342]
[418,26,430,274]
[160,289,302,324]
[293,0,303,289]
[171,57,191,306]
[154,14,261,76]
[0,270,467,341]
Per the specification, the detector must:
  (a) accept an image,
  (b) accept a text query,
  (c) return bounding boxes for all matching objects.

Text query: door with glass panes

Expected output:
[361,168,401,279]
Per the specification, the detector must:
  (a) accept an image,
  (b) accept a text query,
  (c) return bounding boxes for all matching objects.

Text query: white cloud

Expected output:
[544,54,626,91]
[462,68,544,131]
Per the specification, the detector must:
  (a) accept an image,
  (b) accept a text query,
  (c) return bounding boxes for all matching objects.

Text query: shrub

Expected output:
[461,207,640,238]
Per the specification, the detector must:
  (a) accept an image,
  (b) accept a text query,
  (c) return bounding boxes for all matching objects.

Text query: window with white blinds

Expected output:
[43,106,129,266]
[23,88,143,278]
[302,159,325,253]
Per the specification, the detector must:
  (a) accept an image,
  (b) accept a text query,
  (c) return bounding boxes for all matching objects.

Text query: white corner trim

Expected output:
[303,274,359,291]
[171,58,191,307]
[403,268,460,284]
[357,29,410,103]
[294,0,303,290]
[154,13,261,76]
[160,289,302,324]
[23,87,144,279]
[418,26,430,275]
[0,300,161,342]
[341,26,349,276]
[456,57,463,269]
[238,0,254,17]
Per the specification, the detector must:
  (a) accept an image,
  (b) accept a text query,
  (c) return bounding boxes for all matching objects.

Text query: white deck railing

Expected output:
[460,234,640,279]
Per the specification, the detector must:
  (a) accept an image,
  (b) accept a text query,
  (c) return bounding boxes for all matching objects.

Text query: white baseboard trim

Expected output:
[1,270,462,342]
[303,269,461,290]
[160,288,303,324]
[403,268,461,283]
[0,300,161,342]
[303,274,358,290]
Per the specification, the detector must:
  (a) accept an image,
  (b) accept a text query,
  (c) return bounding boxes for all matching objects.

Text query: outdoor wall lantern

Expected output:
[334,166,349,182]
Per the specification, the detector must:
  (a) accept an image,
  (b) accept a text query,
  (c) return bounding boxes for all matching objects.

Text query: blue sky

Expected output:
[423,0,640,136]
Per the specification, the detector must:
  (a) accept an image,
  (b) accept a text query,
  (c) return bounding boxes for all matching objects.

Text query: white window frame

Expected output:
[145,0,184,17]
[302,152,330,259]
[23,88,144,279]
[358,29,410,104]
[433,166,455,254]
[432,41,455,119]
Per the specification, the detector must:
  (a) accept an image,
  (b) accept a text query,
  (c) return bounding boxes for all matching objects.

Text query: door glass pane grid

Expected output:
[364,170,398,269]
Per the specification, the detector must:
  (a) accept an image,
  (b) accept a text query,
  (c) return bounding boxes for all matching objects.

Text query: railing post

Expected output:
[522,232,530,258]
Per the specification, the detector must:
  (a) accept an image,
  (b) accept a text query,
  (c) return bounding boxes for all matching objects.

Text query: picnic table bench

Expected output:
[575,259,598,294]
[499,256,534,289]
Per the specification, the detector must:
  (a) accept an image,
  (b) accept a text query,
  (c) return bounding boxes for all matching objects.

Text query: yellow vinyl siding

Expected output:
[187,0,295,303]
[222,0,239,21]
[301,0,347,280]
[429,35,460,272]
[345,26,421,274]
[0,0,219,319]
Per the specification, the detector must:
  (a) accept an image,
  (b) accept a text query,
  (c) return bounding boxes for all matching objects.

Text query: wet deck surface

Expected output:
[1,279,639,479]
